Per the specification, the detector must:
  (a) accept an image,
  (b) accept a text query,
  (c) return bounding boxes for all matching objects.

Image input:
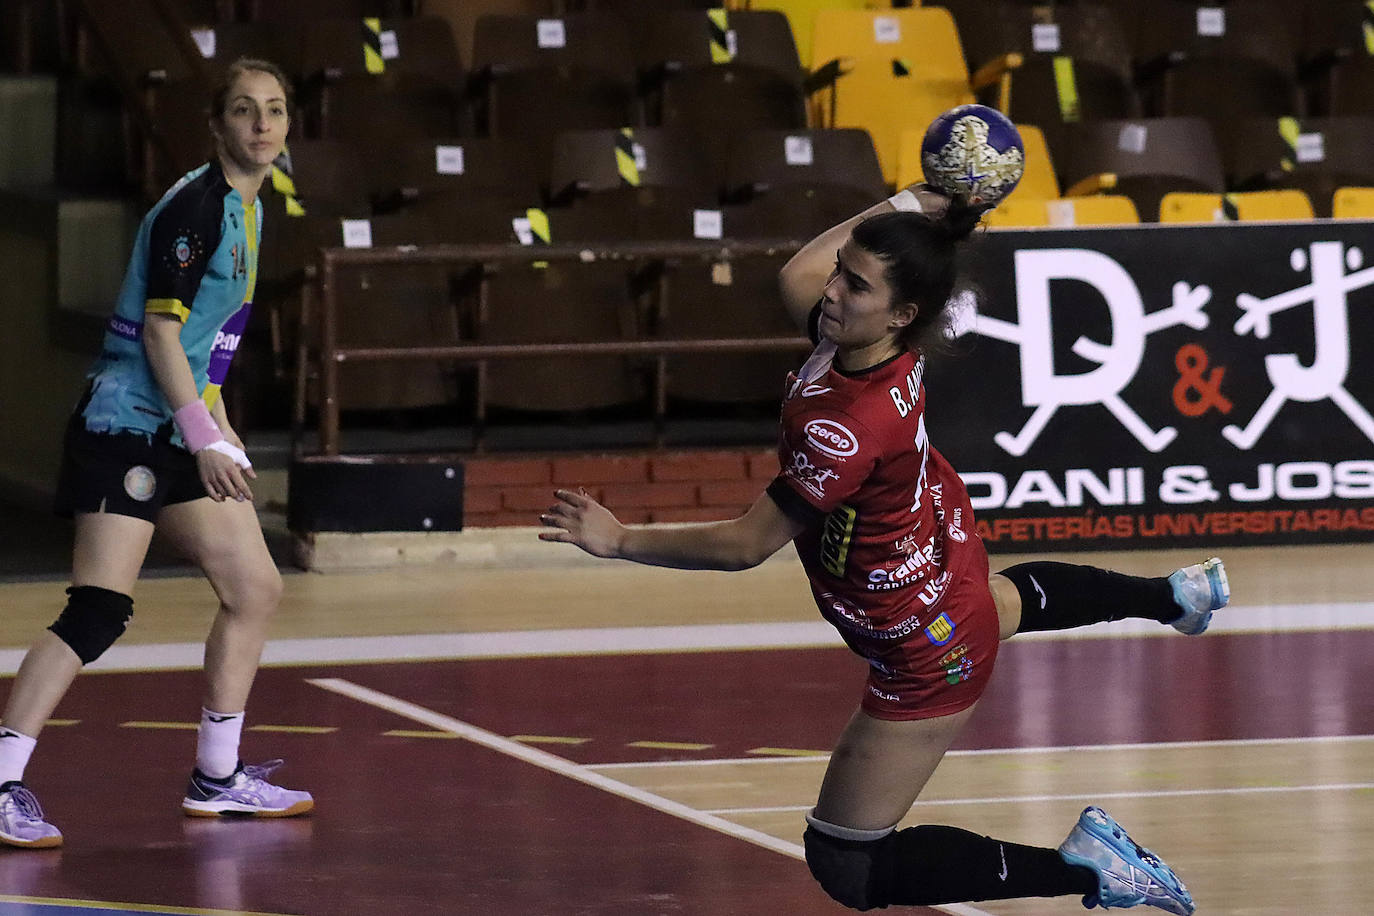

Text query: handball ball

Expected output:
[921,104,1025,208]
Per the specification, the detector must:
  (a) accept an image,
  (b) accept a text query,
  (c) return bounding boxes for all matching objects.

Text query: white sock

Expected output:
[196,708,245,779]
[0,727,37,785]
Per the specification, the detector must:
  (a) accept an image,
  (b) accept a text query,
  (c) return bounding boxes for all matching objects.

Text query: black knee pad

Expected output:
[49,585,133,665]
[803,824,895,911]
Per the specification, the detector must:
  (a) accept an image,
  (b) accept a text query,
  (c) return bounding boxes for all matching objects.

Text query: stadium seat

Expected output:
[1128,0,1303,117]
[1043,116,1225,221]
[725,127,886,202]
[945,0,1140,124]
[984,194,1140,228]
[1158,189,1314,222]
[469,13,640,170]
[550,127,722,203]
[738,0,878,70]
[1300,0,1374,115]
[1332,186,1374,218]
[1218,115,1374,217]
[474,198,650,416]
[640,9,807,148]
[808,8,974,184]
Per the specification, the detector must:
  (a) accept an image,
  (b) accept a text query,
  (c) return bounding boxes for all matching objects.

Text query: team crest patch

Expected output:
[939,644,974,684]
[123,465,156,502]
[924,612,954,646]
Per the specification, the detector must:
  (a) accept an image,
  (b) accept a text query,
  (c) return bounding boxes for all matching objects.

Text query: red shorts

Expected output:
[855,547,1000,721]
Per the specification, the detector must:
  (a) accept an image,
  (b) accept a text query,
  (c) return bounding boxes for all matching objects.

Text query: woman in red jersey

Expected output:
[540,183,1225,914]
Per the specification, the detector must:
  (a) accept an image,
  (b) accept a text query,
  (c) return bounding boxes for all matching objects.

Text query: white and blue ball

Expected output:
[921,104,1025,208]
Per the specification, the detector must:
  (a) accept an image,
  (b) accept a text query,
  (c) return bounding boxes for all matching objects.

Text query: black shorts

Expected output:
[53,414,208,521]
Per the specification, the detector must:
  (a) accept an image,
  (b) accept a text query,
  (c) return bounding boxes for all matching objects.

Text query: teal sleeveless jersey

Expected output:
[81,162,260,442]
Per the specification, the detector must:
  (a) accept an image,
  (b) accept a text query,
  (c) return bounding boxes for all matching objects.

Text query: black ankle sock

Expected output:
[879,824,1098,904]
[999,562,1179,632]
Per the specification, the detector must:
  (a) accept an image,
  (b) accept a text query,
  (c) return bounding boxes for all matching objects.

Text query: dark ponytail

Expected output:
[849,198,987,352]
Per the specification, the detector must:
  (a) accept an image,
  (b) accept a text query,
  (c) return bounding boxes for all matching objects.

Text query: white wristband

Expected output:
[203,439,252,470]
[887,189,923,212]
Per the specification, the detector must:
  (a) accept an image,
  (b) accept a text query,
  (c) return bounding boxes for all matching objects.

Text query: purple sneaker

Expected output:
[182,759,314,818]
[0,781,63,848]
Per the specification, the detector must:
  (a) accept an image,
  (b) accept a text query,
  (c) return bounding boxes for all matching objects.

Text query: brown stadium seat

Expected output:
[549,127,723,204]
[242,0,399,26]
[724,127,887,203]
[472,198,650,417]
[301,16,462,82]
[187,21,302,83]
[1300,0,1374,115]
[1043,116,1225,221]
[944,0,1141,124]
[1125,0,1304,118]
[469,12,640,172]
[740,0,874,71]
[292,212,470,416]
[368,135,543,218]
[652,198,808,410]
[1218,115,1374,217]
[638,9,807,149]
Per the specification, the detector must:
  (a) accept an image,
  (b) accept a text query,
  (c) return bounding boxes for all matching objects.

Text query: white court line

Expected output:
[587,734,1374,770]
[4,600,1370,675]
[306,677,995,916]
[702,782,1374,816]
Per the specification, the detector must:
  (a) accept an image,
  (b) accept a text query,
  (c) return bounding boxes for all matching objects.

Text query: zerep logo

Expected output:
[806,419,858,457]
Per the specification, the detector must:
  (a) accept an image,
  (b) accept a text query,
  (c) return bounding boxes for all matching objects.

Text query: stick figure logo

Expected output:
[1224,241,1374,449]
[953,248,1213,456]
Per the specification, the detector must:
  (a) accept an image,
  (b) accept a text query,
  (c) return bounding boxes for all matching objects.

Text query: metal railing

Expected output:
[296,237,814,455]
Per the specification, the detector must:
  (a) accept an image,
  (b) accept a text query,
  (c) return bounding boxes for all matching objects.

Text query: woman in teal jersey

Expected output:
[0,59,312,849]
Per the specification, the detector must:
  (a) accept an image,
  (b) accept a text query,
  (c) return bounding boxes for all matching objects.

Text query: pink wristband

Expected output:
[172,400,222,453]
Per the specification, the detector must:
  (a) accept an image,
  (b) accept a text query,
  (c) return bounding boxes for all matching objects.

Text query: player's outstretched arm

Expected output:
[540,488,804,572]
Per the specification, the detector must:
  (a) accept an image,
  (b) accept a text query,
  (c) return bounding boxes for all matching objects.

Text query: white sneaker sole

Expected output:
[182,797,314,818]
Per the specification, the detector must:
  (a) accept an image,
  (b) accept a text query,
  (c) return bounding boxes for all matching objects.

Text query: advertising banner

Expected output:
[925,221,1374,551]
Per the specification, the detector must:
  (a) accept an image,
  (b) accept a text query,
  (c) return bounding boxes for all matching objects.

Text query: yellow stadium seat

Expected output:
[1333,187,1374,219]
[983,194,1139,229]
[809,8,971,184]
[737,0,889,71]
[1159,190,1314,223]
[982,197,1050,228]
[811,8,963,87]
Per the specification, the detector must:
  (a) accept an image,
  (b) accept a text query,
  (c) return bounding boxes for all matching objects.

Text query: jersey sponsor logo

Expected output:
[211,330,242,354]
[805,419,859,458]
[866,533,938,591]
[800,384,832,398]
[867,684,901,703]
[924,611,955,645]
[123,465,156,502]
[820,504,857,577]
[786,449,839,499]
[947,506,968,543]
[106,315,142,342]
[940,643,974,684]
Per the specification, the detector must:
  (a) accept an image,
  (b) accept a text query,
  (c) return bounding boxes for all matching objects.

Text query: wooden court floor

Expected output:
[0,541,1370,915]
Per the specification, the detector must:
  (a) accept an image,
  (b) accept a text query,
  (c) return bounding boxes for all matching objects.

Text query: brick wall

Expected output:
[462,448,781,528]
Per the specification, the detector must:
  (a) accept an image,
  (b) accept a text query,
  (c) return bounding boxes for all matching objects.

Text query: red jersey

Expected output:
[767,349,998,718]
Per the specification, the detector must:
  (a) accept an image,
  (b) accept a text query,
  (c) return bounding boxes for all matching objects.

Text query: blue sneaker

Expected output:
[1168,557,1229,635]
[1059,806,1194,914]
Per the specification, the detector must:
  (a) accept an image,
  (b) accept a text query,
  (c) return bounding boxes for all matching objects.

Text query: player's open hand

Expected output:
[538,488,625,558]
[196,447,254,503]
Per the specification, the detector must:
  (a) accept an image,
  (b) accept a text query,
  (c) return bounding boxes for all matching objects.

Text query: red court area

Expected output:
[1,630,1370,915]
